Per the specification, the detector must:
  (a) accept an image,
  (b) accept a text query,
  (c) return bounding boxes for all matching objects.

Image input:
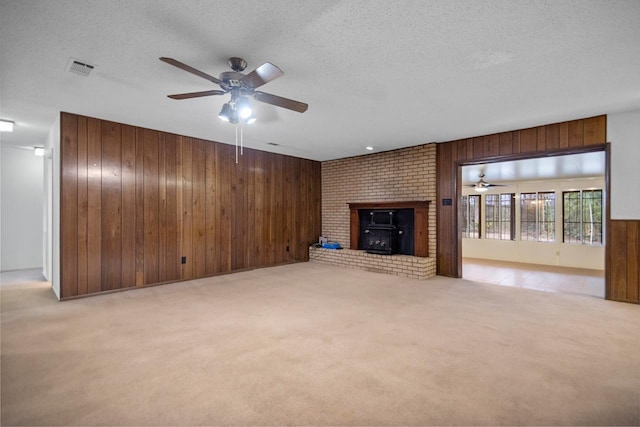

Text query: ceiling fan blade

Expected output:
[487,183,509,187]
[160,57,222,85]
[254,91,308,113]
[240,63,284,89]
[167,90,226,100]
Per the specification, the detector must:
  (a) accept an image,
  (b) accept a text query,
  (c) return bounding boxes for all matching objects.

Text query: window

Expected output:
[563,190,603,245]
[485,193,515,240]
[538,192,556,242]
[520,193,538,241]
[460,194,480,238]
[485,194,499,239]
[582,190,603,244]
[520,192,556,242]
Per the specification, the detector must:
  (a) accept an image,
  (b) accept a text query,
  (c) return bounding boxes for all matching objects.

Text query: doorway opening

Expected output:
[459,150,606,298]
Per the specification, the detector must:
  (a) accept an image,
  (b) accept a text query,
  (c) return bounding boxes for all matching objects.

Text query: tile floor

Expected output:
[462,258,605,298]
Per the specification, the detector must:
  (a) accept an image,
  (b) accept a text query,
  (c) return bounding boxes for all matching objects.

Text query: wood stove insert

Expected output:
[348,201,430,257]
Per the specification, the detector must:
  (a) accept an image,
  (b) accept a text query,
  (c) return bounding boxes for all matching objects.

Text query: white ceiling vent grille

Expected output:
[66,58,96,77]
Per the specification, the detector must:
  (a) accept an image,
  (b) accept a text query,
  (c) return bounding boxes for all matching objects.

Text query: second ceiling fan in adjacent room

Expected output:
[466,173,509,193]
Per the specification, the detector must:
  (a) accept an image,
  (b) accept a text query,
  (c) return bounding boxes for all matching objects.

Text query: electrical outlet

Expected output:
[181,256,186,264]
[286,245,290,252]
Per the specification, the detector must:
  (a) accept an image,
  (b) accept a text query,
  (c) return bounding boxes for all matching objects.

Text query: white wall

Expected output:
[0,143,45,271]
[47,116,60,300]
[462,177,605,270]
[608,108,640,220]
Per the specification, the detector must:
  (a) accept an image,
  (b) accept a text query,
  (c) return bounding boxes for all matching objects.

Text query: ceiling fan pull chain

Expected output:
[235,125,239,164]
[240,126,244,155]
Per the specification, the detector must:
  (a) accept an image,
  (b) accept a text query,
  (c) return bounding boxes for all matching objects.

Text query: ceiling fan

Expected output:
[466,173,508,193]
[160,56,308,125]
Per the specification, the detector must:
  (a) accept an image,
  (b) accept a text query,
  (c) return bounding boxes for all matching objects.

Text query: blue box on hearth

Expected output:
[321,242,342,249]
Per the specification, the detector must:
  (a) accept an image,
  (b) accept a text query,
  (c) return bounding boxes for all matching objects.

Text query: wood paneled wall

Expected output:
[436,116,612,283]
[607,220,640,303]
[60,112,321,299]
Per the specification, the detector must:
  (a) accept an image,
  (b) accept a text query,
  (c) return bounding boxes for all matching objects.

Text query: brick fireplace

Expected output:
[313,143,437,280]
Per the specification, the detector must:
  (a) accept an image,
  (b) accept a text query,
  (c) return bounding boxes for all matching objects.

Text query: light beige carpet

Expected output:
[1,262,639,426]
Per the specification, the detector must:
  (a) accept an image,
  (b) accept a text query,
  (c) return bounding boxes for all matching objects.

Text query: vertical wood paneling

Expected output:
[143,129,159,285]
[610,221,629,301]
[254,151,266,266]
[134,129,145,286]
[181,137,193,279]
[520,128,537,153]
[545,123,560,150]
[121,125,136,288]
[164,134,179,282]
[244,150,252,266]
[608,220,640,303]
[487,134,500,157]
[312,162,322,240]
[511,131,521,153]
[245,150,257,267]
[222,143,233,271]
[436,141,456,276]
[204,143,217,275]
[274,155,285,264]
[568,120,584,147]
[463,138,475,161]
[60,113,78,298]
[230,147,246,270]
[559,122,569,148]
[208,144,220,272]
[265,152,276,266]
[536,127,546,151]
[87,118,102,294]
[59,113,321,298]
[191,139,207,277]
[157,133,167,282]
[175,136,184,279]
[472,137,484,159]
[626,222,639,301]
[100,121,122,291]
[76,116,88,295]
[499,132,513,156]
[584,115,607,146]
[414,205,429,257]
[295,158,303,255]
[205,141,216,275]
[281,156,292,263]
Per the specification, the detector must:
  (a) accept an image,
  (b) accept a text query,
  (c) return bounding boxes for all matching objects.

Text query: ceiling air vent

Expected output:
[66,58,96,77]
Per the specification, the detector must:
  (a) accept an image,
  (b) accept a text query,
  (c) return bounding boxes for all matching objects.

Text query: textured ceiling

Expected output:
[1,0,639,161]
